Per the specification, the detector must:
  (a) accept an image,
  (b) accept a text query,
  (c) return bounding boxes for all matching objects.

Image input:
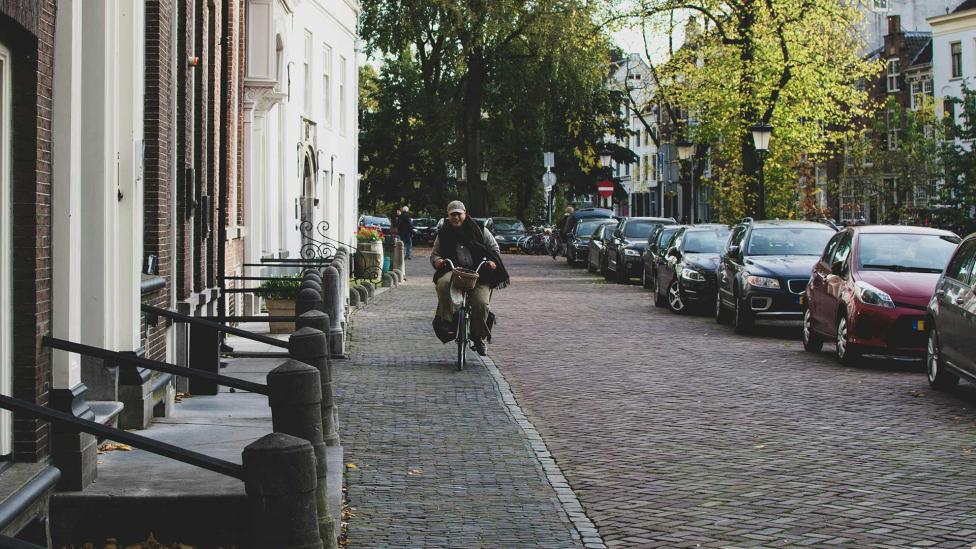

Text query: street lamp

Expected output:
[599,148,613,208]
[677,139,695,161]
[749,122,773,219]
[479,167,489,182]
[677,139,695,222]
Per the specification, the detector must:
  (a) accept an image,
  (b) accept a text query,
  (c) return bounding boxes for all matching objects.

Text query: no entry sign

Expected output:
[597,180,614,198]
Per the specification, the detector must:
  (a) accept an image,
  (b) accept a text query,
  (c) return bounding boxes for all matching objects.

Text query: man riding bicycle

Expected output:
[431,200,510,356]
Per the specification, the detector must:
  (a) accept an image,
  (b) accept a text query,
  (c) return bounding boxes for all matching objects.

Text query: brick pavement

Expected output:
[489,253,976,549]
[338,260,585,549]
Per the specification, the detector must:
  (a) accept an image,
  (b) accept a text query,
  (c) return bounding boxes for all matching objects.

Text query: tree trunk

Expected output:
[738,8,760,218]
[463,48,488,216]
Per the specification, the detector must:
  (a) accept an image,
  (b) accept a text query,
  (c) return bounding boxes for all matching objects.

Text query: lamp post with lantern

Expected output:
[599,149,613,210]
[677,139,695,222]
[749,122,773,220]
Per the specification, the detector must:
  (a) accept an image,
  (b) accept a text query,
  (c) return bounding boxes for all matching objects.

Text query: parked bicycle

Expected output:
[443,258,490,370]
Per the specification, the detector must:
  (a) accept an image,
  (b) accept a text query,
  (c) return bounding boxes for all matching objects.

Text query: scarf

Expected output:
[433,217,510,289]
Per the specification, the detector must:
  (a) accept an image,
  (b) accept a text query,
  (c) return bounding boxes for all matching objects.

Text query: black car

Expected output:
[564,208,615,239]
[485,217,526,252]
[606,217,676,284]
[412,217,438,244]
[586,221,618,274]
[653,225,731,313]
[642,224,685,290]
[568,218,614,266]
[926,232,976,390]
[716,219,836,333]
[359,214,392,231]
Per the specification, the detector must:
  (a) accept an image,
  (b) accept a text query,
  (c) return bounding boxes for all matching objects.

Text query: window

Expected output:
[886,58,900,92]
[303,31,313,115]
[873,0,888,10]
[886,109,898,150]
[952,42,963,79]
[339,55,347,134]
[322,43,332,125]
[945,239,976,284]
[642,154,649,182]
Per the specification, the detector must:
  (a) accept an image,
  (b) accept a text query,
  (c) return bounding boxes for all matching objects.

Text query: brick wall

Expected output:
[1,0,57,461]
[143,0,174,362]
[175,0,193,301]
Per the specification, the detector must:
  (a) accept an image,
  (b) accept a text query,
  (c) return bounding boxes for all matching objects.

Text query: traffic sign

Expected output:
[597,180,614,198]
[542,171,556,187]
[544,152,555,168]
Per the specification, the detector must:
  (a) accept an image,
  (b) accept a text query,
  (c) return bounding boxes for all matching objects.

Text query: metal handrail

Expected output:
[42,337,269,396]
[0,394,244,480]
[141,304,288,349]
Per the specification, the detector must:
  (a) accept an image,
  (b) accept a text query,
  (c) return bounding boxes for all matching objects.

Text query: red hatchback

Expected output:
[802,225,960,364]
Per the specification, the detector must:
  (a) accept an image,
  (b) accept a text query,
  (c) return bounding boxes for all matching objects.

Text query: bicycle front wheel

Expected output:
[456,306,467,371]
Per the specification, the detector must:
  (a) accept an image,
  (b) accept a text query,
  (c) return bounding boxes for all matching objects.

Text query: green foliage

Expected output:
[936,87,976,235]
[259,274,302,301]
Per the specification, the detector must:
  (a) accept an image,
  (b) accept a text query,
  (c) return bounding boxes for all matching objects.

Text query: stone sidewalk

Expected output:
[338,260,592,549]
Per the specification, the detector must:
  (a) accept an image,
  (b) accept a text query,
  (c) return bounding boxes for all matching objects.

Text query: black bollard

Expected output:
[296,310,331,336]
[354,285,368,304]
[381,272,395,288]
[296,287,324,317]
[289,328,339,446]
[301,279,325,307]
[242,433,322,549]
[267,361,337,549]
[321,266,344,356]
[348,288,359,307]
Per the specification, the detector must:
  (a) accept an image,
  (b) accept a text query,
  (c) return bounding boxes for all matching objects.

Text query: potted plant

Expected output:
[261,274,302,334]
[355,225,384,281]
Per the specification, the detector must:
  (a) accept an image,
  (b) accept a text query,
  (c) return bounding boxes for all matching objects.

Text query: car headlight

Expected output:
[854,281,895,308]
[745,275,780,289]
[624,248,641,256]
[681,268,706,282]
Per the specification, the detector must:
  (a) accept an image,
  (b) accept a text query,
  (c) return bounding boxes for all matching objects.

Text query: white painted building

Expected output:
[858,0,958,53]
[244,0,360,274]
[610,53,663,216]
[929,1,976,129]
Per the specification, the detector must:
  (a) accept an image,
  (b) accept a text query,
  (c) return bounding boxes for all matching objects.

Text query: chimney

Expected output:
[887,15,901,36]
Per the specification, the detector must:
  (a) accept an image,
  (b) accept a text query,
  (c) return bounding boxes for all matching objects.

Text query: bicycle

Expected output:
[442,258,489,371]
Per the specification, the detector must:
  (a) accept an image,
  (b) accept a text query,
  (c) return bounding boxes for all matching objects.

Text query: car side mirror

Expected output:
[831,260,844,276]
[727,245,740,259]
[668,248,681,259]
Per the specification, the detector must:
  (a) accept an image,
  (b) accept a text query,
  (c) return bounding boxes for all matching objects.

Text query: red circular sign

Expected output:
[597,180,614,198]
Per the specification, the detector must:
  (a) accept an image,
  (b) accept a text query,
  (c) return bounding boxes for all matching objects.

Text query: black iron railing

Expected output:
[142,305,287,350]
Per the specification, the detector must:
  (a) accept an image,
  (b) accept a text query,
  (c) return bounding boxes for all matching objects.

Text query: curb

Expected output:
[477,353,607,549]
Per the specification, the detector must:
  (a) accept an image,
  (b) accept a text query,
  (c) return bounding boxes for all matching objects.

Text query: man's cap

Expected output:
[447,200,466,214]
[402,206,409,212]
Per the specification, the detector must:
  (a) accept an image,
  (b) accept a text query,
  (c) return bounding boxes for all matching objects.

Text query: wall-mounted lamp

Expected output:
[188,55,200,67]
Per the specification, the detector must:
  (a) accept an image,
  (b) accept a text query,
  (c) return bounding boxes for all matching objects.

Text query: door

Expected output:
[810,231,844,332]
[0,44,11,456]
[660,230,684,292]
[940,239,976,367]
[818,231,852,335]
[719,226,746,306]
[958,255,976,374]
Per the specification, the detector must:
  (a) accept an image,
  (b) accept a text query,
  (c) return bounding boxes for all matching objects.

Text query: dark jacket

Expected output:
[432,217,510,289]
[397,212,414,237]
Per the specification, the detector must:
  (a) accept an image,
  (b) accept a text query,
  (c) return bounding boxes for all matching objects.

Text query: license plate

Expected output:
[914,319,925,332]
[795,295,805,305]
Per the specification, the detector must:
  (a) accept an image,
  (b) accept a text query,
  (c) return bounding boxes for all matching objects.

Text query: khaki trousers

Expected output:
[435,275,492,340]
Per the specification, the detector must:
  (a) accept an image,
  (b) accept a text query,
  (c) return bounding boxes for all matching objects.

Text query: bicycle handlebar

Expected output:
[442,258,490,273]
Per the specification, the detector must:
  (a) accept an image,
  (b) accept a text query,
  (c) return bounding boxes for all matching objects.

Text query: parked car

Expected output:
[927,232,976,389]
[653,225,731,313]
[564,208,615,239]
[568,218,614,265]
[642,224,686,291]
[716,219,836,333]
[359,214,392,231]
[606,217,676,284]
[586,221,619,274]
[412,217,438,244]
[473,217,487,229]
[485,217,526,252]
[801,225,959,364]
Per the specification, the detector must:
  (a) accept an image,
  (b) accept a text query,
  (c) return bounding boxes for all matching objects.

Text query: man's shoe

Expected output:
[472,339,487,356]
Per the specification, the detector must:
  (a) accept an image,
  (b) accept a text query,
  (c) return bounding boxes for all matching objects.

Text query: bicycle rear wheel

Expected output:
[456,305,467,370]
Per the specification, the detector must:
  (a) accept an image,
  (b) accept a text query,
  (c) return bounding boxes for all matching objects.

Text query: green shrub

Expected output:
[260,274,302,300]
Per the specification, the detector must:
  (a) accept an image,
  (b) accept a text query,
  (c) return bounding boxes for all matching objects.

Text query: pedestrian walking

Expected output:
[398,206,415,259]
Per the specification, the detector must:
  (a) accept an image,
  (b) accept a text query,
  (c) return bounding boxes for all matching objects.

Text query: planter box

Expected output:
[355,241,384,281]
[265,298,295,334]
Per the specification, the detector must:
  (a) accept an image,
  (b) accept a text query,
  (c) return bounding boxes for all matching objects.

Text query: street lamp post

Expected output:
[677,139,695,222]
[749,122,773,220]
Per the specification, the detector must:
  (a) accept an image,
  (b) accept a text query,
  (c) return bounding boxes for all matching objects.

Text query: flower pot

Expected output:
[265,298,296,334]
[355,241,384,281]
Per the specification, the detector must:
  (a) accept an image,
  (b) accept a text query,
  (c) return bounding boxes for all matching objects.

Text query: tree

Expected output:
[615,0,882,221]
[936,87,976,235]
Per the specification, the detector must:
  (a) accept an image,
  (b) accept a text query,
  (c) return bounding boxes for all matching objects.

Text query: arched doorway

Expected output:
[300,145,318,250]
[0,41,12,456]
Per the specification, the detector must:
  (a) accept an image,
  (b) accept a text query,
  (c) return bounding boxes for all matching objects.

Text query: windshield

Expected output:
[493,219,525,231]
[577,220,606,237]
[857,233,959,273]
[623,222,655,239]
[746,227,834,256]
[362,216,391,228]
[682,229,731,254]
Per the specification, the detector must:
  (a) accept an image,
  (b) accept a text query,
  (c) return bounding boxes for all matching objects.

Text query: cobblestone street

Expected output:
[489,254,976,548]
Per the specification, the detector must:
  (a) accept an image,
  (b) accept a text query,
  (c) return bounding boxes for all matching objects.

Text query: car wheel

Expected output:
[802,308,823,353]
[667,280,685,314]
[715,291,731,324]
[653,277,666,307]
[587,258,596,273]
[642,268,652,289]
[567,249,575,265]
[927,325,958,390]
[733,293,754,334]
[600,256,608,277]
[835,315,860,366]
[615,260,629,284]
